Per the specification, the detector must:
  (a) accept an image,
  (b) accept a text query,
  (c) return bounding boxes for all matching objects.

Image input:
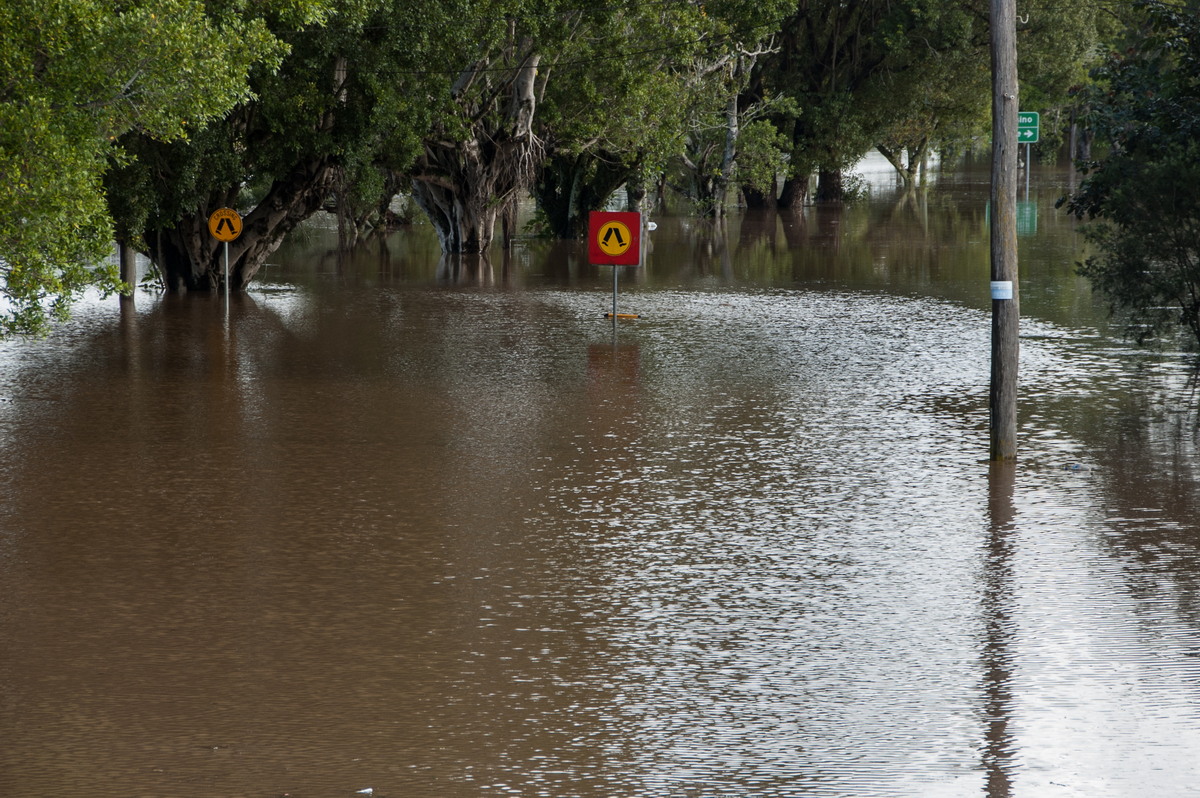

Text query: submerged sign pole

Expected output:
[1018,112,1039,199]
[612,264,619,319]
[588,211,642,322]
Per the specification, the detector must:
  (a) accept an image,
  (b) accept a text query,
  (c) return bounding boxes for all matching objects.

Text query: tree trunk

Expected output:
[815,167,843,202]
[147,158,339,292]
[910,139,930,185]
[683,90,741,219]
[682,140,722,216]
[412,53,543,254]
[876,145,910,185]
[118,242,138,302]
[877,139,929,187]
[625,166,647,214]
[653,171,669,212]
[712,93,740,218]
[1076,125,1093,162]
[742,185,776,210]
[778,173,809,209]
[411,146,497,253]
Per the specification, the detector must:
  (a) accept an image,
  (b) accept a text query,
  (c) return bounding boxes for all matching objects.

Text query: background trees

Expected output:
[1063,0,1200,347]
[530,2,706,237]
[0,0,300,334]
[426,0,792,241]
[2,0,1189,336]
[107,0,454,291]
[739,0,994,205]
[407,0,566,254]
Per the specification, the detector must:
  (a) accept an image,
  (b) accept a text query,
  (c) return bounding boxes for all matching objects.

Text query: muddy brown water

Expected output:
[3,156,1200,797]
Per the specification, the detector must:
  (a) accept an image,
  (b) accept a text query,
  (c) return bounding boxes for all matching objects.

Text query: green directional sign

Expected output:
[1018,111,1039,143]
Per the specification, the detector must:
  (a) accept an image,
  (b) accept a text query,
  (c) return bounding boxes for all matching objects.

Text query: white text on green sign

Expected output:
[1018,111,1039,143]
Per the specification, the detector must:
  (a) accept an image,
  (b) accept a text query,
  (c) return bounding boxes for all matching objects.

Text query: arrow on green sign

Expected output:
[1017,111,1039,143]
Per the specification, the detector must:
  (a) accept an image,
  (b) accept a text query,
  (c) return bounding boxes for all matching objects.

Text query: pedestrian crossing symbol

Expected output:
[208,208,243,242]
[597,221,632,256]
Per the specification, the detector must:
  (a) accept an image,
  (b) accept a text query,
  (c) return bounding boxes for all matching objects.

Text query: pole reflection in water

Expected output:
[982,462,1018,798]
[587,343,640,395]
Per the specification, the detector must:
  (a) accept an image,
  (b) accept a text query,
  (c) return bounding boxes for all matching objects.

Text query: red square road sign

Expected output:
[588,211,641,266]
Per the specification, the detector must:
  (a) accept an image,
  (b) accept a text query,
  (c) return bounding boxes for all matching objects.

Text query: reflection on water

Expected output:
[3,162,1200,797]
[983,463,1017,798]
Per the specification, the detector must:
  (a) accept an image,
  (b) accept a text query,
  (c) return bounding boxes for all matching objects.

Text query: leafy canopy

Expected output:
[1063,0,1200,346]
[0,0,318,335]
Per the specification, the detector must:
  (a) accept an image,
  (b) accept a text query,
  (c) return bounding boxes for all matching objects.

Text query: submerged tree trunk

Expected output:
[1075,124,1093,162]
[710,93,740,218]
[625,164,648,214]
[410,140,499,254]
[681,136,722,216]
[877,137,929,187]
[147,158,339,291]
[876,145,908,183]
[742,184,776,210]
[118,241,138,295]
[778,172,809,209]
[330,166,407,250]
[815,167,843,202]
[412,53,543,254]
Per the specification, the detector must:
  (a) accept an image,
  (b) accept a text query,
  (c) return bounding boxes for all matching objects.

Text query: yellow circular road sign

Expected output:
[208,208,243,242]
[596,221,632,257]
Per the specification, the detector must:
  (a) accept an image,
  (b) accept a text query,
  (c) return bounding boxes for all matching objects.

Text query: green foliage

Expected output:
[525,2,712,233]
[735,120,791,197]
[0,0,305,334]
[755,0,992,198]
[0,100,116,335]
[531,2,714,173]
[532,0,793,225]
[108,0,453,280]
[1016,0,1125,162]
[1063,0,1200,346]
[1017,0,1100,109]
[2,0,1147,330]
[876,3,990,164]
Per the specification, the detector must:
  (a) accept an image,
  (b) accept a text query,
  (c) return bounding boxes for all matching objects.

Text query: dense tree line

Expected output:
[0,0,1147,334]
[0,0,321,334]
[1063,0,1200,347]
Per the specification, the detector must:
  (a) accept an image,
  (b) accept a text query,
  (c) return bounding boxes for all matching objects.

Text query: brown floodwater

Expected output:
[3,156,1200,798]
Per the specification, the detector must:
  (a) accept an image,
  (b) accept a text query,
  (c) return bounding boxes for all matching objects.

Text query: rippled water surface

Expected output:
[3,160,1200,797]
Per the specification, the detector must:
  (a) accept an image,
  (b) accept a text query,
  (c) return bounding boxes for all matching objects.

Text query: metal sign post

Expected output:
[207,208,243,299]
[612,264,619,321]
[1017,111,1039,199]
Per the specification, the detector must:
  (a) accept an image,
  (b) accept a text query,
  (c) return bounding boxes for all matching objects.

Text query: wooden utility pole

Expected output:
[989,0,1019,460]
